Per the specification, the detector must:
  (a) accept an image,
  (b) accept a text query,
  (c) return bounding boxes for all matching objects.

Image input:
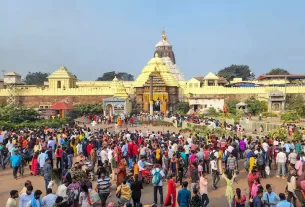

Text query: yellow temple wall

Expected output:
[181,86,305,95]
[0,85,305,97]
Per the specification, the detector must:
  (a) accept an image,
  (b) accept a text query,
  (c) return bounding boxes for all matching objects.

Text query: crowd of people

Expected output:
[1,118,305,207]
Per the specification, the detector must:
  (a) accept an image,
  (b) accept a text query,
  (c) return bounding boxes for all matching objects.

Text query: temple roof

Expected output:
[134,53,179,87]
[113,82,129,98]
[204,72,219,80]
[48,65,76,79]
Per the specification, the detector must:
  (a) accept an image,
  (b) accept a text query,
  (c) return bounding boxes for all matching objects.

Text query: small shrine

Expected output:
[268,89,285,112]
[104,80,132,116]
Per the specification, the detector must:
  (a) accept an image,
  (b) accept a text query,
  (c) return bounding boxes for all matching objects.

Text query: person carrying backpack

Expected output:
[256,148,266,178]
[152,164,165,206]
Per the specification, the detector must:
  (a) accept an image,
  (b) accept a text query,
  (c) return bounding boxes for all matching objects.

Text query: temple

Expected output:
[0,31,305,115]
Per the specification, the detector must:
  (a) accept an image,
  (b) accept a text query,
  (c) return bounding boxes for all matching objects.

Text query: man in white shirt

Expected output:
[210,156,220,189]
[100,147,108,164]
[262,140,269,153]
[152,164,165,206]
[56,181,69,201]
[276,148,287,178]
[108,147,113,162]
[42,188,57,207]
[76,142,82,154]
[19,186,33,207]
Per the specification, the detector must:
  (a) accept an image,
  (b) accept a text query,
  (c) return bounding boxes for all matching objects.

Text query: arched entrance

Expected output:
[105,104,113,116]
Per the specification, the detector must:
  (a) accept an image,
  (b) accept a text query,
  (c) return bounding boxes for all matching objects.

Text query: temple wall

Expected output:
[0,85,304,108]
[1,86,304,97]
[0,95,112,107]
[181,86,305,95]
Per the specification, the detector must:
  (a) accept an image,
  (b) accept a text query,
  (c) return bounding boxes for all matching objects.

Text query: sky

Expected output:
[1,0,305,80]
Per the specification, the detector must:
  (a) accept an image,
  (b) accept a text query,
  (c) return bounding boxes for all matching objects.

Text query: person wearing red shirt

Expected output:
[132,143,139,161]
[129,117,134,127]
[86,143,93,159]
[267,144,274,170]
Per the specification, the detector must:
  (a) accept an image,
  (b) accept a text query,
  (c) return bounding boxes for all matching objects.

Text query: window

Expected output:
[204,104,207,108]
[189,83,193,88]
[57,81,61,88]
[194,83,199,88]
[39,106,44,109]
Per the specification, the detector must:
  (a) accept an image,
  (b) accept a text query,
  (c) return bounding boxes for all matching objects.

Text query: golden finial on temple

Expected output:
[162,30,167,41]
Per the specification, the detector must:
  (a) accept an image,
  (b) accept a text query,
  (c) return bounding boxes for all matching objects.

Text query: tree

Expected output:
[0,105,39,123]
[217,64,254,81]
[174,102,189,115]
[25,72,49,85]
[226,99,239,114]
[266,68,290,75]
[71,104,104,117]
[286,94,305,115]
[245,98,268,115]
[96,71,134,81]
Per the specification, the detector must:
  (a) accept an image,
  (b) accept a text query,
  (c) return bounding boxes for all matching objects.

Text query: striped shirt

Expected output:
[227,157,236,170]
[97,177,111,193]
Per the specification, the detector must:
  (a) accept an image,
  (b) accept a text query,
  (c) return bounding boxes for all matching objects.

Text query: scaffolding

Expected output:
[6,83,19,105]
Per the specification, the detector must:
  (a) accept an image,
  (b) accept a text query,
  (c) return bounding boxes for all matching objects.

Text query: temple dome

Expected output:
[148,53,165,66]
[134,54,178,87]
[48,65,76,79]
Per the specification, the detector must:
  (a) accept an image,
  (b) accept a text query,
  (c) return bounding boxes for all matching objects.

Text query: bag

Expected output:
[116,184,122,198]
[257,153,264,166]
[209,150,215,161]
[152,169,162,185]
[88,188,100,205]
[222,150,227,162]
[265,166,270,176]
[244,160,250,170]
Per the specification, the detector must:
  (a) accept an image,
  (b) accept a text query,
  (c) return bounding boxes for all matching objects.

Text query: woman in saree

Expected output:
[31,152,39,175]
[164,174,177,207]
[116,160,127,187]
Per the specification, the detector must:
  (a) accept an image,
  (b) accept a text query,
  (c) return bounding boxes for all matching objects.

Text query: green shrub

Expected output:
[281,111,300,122]
[0,118,69,130]
[262,112,277,118]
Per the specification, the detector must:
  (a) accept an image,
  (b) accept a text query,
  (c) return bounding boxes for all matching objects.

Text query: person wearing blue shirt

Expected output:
[263,184,280,207]
[284,142,291,153]
[177,181,191,207]
[10,149,22,179]
[276,193,294,207]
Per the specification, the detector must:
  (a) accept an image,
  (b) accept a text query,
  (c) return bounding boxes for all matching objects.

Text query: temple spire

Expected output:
[162,30,167,41]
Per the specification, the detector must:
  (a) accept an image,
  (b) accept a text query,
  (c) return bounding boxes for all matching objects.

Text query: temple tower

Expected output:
[154,31,184,81]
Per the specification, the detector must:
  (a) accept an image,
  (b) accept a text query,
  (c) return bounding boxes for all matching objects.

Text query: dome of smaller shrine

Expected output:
[148,53,165,66]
